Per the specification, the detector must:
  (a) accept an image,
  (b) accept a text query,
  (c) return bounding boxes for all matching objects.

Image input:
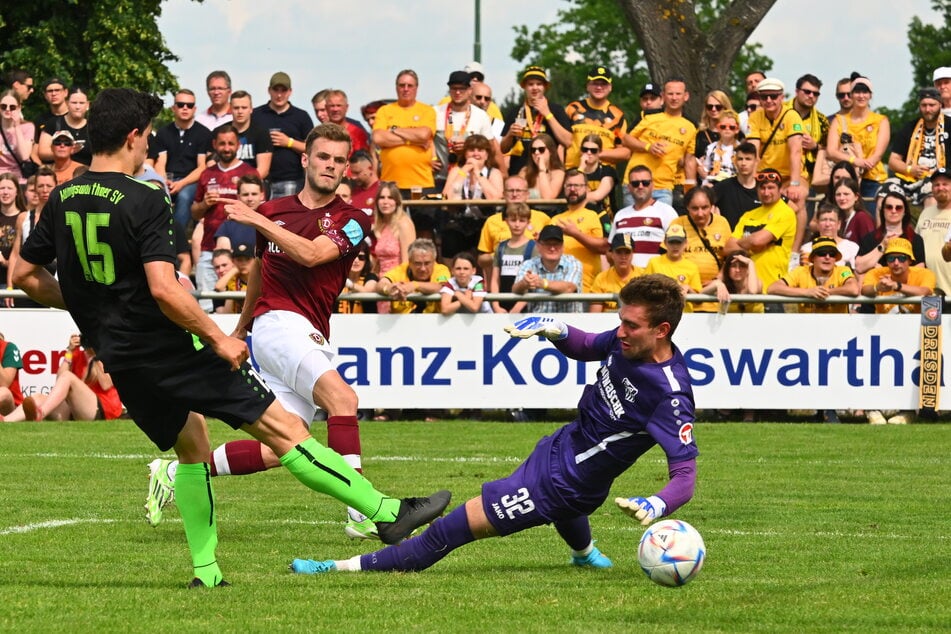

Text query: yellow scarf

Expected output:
[785,98,821,163]
[899,117,947,182]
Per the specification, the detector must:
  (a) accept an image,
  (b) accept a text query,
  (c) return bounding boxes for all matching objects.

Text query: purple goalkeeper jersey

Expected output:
[543,327,698,514]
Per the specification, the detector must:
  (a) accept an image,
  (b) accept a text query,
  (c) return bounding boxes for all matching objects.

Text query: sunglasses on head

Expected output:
[705,103,724,111]
[800,88,820,97]
[755,172,782,183]
[629,179,652,188]
[813,249,838,259]
[836,92,850,100]
[718,123,738,131]
[531,146,547,154]
[885,254,909,263]
[175,101,195,108]
[884,203,905,211]
[580,146,599,153]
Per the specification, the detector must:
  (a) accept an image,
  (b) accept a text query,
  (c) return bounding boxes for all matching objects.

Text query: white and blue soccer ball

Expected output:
[637,519,705,587]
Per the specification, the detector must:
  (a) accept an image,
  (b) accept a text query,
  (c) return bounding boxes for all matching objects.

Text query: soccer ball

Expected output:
[637,519,705,587]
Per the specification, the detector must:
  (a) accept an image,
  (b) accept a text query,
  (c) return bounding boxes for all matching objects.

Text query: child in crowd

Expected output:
[702,110,741,186]
[489,203,535,314]
[440,251,490,315]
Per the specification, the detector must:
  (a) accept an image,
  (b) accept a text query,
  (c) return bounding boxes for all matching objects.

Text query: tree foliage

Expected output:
[508,0,774,121]
[0,0,192,118]
[885,0,951,126]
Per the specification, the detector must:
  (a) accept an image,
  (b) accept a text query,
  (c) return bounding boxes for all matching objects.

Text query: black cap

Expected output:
[919,87,942,102]
[538,225,564,243]
[931,167,951,183]
[587,66,612,83]
[233,242,254,258]
[640,83,661,97]
[447,70,471,87]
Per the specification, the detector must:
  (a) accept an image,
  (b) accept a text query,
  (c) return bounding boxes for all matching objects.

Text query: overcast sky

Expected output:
[159,0,940,122]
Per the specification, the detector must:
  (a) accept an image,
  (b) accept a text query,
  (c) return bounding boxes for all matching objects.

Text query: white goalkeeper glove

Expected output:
[503,316,568,341]
[614,495,667,526]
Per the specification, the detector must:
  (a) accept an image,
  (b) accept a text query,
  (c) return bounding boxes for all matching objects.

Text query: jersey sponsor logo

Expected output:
[678,421,694,445]
[596,364,625,419]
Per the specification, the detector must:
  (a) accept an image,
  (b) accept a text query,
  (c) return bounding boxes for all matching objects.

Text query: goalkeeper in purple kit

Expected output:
[292,274,698,574]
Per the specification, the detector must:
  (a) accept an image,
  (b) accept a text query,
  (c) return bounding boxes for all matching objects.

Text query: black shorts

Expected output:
[111,346,276,451]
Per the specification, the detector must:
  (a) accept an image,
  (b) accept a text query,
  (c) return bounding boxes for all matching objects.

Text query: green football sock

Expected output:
[175,462,223,586]
[279,437,401,522]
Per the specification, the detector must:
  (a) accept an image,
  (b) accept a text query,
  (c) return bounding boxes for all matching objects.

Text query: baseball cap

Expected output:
[538,225,564,243]
[587,66,612,83]
[640,83,661,97]
[464,61,485,81]
[447,70,471,87]
[521,65,549,86]
[233,242,255,259]
[269,72,292,89]
[611,233,634,251]
[930,167,951,183]
[665,224,687,243]
[50,129,75,143]
[43,77,67,91]
[756,77,785,93]
[810,236,840,258]
[933,67,951,82]
[919,87,942,102]
[884,237,914,260]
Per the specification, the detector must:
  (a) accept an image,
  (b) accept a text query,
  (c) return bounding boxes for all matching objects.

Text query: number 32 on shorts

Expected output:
[500,487,535,519]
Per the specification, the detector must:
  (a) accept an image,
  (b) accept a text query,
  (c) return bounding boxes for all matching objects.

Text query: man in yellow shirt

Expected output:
[767,236,858,313]
[550,169,608,291]
[748,77,807,254]
[377,239,451,314]
[620,78,697,206]
[725,170,797,302]
[476,175,550,275]
[371,69,436,193]
[861,237,936,314]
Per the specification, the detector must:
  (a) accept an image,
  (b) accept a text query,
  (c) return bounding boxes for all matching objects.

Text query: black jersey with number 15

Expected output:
[20,171,196,371]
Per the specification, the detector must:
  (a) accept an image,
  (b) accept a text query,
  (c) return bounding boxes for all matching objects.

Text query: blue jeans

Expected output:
[652,189,673,206]
[196,250,216,313]
[270,179,304,198]
[170,179,197,229]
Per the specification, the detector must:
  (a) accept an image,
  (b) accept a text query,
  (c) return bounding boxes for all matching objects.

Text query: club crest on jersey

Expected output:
[678,422,694,445]
[309,331,326,346]
[319,216,333,232]
[622,377,638,403]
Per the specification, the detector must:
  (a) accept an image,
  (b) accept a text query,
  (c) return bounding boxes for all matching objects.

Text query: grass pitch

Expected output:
[0,419,947,633]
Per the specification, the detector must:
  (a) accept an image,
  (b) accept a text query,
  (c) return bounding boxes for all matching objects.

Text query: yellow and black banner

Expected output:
[918,296,942,418]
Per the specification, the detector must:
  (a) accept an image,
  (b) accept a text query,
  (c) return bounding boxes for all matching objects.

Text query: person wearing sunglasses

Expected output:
[610,164,678,269]
[800,203,859,268]
[887,87,951,208]
[826,74,890,212]
[724,169,797,308]
[855,188,925,274]
[37,86,91,166]
[695,89,732,162]
[147,89,213,234]
[701,110,741,186]
[0,90,35,184]
[563,66,629,170]
[48,129,83,184]
[577,133,618,223]
[769,235,858,314]
[747,77,808,256]
[787,74,829,183]
[861,237,935,315]
[620,78,698,207]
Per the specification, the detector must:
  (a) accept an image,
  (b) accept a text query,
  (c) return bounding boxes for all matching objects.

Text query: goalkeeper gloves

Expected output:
[614,495,667,526]
[503,316,568,341]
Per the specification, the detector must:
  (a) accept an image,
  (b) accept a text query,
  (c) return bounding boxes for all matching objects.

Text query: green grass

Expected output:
[0,420,948,633]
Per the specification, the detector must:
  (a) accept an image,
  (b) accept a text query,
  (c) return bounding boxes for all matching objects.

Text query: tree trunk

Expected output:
[616,0,778,121]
